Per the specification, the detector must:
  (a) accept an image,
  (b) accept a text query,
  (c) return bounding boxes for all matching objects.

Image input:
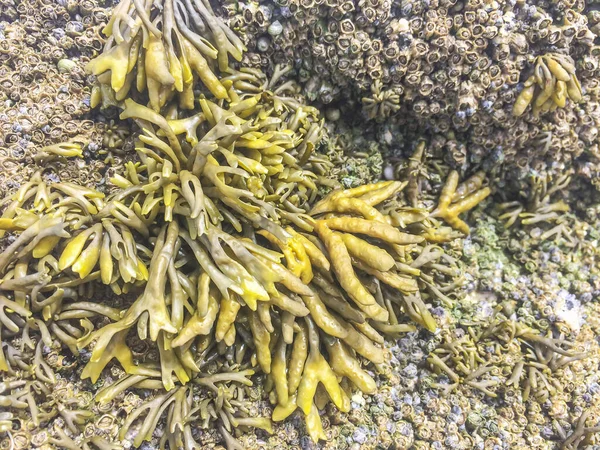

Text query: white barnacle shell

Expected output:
[397,18,410,33]
[383,165,395,180]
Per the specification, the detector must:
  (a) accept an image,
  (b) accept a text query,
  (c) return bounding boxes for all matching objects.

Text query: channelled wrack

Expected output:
[513,53,583,117]
[0,109,488,448]
[0,0,491,446]
[87,0,245,111]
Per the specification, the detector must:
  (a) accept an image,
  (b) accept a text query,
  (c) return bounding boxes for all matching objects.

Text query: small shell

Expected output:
[325,107,340,121]
[268,20,283,36]
[57,59,77,72]
[257,36,271,52]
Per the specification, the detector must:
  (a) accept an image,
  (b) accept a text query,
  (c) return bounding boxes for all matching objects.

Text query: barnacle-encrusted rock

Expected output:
[6,1,600,449]
[226,0,600,190]
[0,0,113,201]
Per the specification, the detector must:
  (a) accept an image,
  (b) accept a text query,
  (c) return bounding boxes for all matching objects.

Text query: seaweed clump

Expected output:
[0,130,486,446]
[513,53,583,117]
[0,30,490,450]
[0,1,492,448]
[87,0,245,111]
[498,170,576,247]
[427,311,588,401]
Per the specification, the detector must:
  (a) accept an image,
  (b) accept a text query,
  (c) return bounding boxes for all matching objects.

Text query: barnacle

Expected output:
[513,54,583,117]
[226,0,600,190]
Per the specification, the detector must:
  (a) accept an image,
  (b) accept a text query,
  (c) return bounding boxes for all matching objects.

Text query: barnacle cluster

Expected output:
[0,0,113,197]
[227,0,600,188]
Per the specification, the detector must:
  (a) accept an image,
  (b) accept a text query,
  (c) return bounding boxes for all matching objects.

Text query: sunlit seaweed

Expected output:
[0,126,485,445]
[87,0,245,111]
[513,53,583,117]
